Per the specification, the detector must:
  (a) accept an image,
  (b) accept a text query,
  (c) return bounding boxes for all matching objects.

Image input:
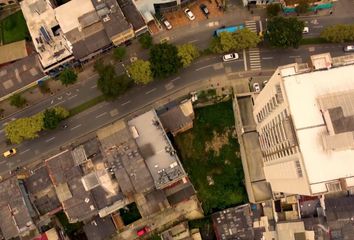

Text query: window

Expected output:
[295,160,303,178]
[326,182,342,192]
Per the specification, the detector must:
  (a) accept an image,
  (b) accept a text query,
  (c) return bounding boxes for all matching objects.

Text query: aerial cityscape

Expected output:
[0,0,353,239]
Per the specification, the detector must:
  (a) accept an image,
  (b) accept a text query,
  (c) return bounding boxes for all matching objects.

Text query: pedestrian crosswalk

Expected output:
[245,20,257,33]
[248,48,261,71]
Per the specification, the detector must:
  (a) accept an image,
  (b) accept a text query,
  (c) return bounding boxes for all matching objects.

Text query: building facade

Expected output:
[253,53,354,196]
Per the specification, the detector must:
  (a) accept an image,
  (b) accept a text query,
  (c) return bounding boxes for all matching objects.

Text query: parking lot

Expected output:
[163,0,224,30]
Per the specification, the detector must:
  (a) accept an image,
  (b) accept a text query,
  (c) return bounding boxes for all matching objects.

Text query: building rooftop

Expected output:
[0,177,34,240]
[83,215,116,240]
[24,165,61,215]
[20,0,74,71]
[212,204,263,240]
[45,150,97,222]
[116,0,147,34]
[280,57,354,193]
[128,110,186,189]
[0,40,28,65]
[0,54,46,101]
[160,221,191,240]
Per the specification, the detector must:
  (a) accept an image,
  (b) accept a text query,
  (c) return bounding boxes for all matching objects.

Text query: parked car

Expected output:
[303,27,309,34]
[344,45,354,52]
[253,83,260,93]
[200,4,209,17]
[184,8,195,20]
[137,226,150,237]
[163,19,172,30]
[222,53,239,62]
[3,148,16,158]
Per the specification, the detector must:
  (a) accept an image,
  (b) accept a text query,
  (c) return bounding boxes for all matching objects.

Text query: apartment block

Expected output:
[253,53,354,196]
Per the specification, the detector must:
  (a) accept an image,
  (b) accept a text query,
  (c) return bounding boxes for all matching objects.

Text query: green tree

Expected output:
[139,32,153,49]
[96,63,132,99]
[320,24,354,43]
[150,43,183,78]
[10,93,27,108]
[113,46,126,61]
[295,0,310,14]
[209,29,260,53]
[177,43,200,67]
[53,106,70,119]
[59,68,77,86]
[265,17,305,48]
[5,113,44,144]
[266,3,282,17]
[128,59,153,85]
[43,109,61,130]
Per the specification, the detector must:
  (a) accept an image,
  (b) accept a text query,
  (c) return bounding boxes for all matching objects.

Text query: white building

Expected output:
[253,53,354,196]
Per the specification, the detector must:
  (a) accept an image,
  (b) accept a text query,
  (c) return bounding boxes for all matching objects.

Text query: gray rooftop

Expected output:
[97,120,155,195]
[212,204,259,240]
[128,110,187,189]
[116,0,147,34]
[46,151,98,222]
[0,54,46,100]
[83,215,116,240]
[24,166,61,215]
[0,177,34,240]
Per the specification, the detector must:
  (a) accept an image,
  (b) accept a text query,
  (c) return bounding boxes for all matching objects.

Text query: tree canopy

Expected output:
[59,68,78,86]
[265,17,305,48]
[266,3,281,17]
[5,106,69,144]
[177,43,200,67]
[295,0,310,14]
[128,59,153,85]
[139,32,153,49]
[95,62,132,99]
[10,93,27,108]
[149,43,183,78]
[113,46,126,61]
[320,24,354,43]
[209,29,261,53]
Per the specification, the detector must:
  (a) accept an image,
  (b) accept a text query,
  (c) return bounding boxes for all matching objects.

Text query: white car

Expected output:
[253,83,260,93]
[344,45,354,52]
[222,53,239,62]
[303,27,309,34]
[163,20,172,30]
[184,8,195,21]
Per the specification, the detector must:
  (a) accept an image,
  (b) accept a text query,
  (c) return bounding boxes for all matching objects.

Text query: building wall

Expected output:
[110,27,135,46]
[133,0,181,14]
[253,68,311,195]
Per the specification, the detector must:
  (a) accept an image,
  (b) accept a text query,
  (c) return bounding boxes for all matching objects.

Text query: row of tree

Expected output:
[320,24,354,43]
[5,106,69,144]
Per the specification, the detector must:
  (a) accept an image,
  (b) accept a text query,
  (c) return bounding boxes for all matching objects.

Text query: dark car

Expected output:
[200,4,209,17]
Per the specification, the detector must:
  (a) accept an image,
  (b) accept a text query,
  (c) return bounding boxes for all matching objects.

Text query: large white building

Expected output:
[253,53,354,196]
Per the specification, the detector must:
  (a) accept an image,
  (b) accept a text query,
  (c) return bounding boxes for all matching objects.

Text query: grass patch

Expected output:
[119,202,142,225]
[1,11,29,44]
[69,95,105,116]
[174,100,247,215]
[300,37,328,45]
[56,211,84,236]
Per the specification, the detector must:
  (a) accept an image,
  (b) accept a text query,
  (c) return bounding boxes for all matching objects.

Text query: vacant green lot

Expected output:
[175,100,247,214]
[1,11,29,44]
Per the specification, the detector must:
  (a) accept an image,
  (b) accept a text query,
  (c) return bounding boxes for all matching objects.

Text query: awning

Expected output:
[142,11,154,23]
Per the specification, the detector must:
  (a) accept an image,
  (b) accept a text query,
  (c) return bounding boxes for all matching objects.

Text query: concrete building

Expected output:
[253,53,354,196]
[132,0,196,17]
[263,221,315,240]
[20,0,75,73]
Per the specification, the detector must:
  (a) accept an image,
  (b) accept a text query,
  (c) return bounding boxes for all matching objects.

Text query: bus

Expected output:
[214,24,245,37]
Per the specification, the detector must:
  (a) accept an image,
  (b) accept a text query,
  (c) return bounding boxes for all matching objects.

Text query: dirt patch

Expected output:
[205,129,231,156]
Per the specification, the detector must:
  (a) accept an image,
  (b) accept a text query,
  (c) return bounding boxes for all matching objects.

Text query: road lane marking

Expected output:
[243,49,248,71]
[70,124,82,130]
[90,84,97,89]
[121,101,131,106]
[20,149,30,155]
[289,55,301,58]
[196,64,213,71]
[171,77,180,82]
[145,88,157,95]
[53,100,65,107]
[68,94,78,100]
[262,57,274,60]
[188,39,199,44]
[96,112,108,118]
[45,137,55,143]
